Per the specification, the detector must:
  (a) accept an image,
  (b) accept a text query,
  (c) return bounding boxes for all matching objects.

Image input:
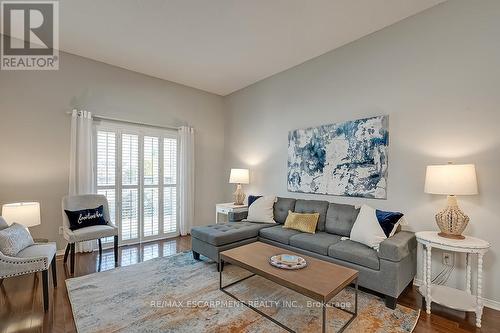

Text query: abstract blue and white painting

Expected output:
[287,115,389,199]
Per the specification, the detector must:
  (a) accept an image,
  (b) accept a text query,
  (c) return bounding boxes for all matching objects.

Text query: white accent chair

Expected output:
[0,217,57,311]
[61,194,119,275]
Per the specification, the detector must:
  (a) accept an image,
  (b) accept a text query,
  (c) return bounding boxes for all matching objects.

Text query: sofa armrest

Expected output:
[228,211,248,222]
[378,231,417,262]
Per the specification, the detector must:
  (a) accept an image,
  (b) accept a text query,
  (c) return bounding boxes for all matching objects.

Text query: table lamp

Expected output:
[229,168,249,205]
[424,163,478,239]
[1,202,41,228]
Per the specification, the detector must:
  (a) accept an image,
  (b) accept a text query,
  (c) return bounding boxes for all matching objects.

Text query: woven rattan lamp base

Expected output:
[435,195,469,240]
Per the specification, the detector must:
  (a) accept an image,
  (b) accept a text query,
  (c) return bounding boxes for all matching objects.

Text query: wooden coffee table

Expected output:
[219,242,359,333]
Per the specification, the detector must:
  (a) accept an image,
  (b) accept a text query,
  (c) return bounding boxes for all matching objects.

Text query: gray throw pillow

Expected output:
[0,216,8,230]
[0,222,34,256]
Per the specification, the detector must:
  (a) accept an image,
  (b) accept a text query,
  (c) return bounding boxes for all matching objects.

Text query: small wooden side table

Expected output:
[215,203,248,224]
[416,231,490,328]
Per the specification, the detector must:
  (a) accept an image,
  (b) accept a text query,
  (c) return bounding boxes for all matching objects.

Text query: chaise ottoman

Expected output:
[191,221,273,271]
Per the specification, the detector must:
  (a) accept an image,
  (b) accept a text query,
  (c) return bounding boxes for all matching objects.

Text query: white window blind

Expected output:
[144,136,159,186]
[163,137,177,233]
[122,188,139,241]
[122,134,139,186]
[143,136,159,237]
[164,138,177,185]
[94,123,179,246]
[96,131,116,244]
[143,187,159,237]
[97,188,116,244]
[97,131,115,186]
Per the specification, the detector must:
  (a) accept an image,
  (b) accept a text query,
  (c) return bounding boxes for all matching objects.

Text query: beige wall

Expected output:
[224,0,500,305]
[0,49,226,250]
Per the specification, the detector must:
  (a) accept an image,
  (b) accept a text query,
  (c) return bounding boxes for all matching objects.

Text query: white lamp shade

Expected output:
[1,202,41,227]
[424,164,478,195]
[229,168,249,184]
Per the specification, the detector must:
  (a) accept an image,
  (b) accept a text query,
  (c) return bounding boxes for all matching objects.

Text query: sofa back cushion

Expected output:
[273,197,296,224]
[325,203,360,236]
[294,199,329,231]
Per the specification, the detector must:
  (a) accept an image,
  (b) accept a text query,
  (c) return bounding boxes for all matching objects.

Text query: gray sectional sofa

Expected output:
[191,197,417,308]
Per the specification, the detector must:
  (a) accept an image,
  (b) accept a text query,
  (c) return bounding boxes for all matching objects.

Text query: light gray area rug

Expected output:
[66,252,419,332]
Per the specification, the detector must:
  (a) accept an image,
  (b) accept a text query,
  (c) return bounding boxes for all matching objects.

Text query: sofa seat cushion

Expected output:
[259,225,302,244]
[64,225,118,243]
[289,232,342,256]
[16,242,56,263]
[328,240,380,270]
[191,222,270,246]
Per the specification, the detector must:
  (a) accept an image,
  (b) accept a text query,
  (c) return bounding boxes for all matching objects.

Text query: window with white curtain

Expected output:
[94,121,178,245]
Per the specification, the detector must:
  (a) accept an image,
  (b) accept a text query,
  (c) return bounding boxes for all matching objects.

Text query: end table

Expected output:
[215,203,248,224]
[416,231,490,327]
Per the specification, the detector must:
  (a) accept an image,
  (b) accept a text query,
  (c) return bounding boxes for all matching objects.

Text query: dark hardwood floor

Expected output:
[1,236,498,333]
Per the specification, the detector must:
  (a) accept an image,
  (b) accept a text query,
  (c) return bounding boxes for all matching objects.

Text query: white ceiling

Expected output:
[51,1,445,95]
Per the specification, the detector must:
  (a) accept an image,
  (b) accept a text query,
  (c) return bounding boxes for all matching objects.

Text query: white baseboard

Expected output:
[413,278,500,311]
[484,298,500,311]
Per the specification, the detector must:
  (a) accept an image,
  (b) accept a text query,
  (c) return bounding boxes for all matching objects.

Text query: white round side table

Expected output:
[415,231,490,328]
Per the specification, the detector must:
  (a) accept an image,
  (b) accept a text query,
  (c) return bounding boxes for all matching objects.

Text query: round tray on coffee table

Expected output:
[269,254,307,270]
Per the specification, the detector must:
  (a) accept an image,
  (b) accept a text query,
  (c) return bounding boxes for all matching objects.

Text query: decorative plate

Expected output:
[269,254,307,270]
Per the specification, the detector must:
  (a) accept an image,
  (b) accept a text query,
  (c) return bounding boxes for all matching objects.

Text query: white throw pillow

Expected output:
[349,204,387,250]
[0,222,34,256]
[246,196,276,223]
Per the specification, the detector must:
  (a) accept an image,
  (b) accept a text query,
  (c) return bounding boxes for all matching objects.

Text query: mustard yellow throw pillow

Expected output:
[283,210,319,234]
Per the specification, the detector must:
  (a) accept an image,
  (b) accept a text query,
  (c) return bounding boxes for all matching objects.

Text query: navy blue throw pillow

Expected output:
[247,195,262,207]
[64,205,108,231]
[376,209,404,237]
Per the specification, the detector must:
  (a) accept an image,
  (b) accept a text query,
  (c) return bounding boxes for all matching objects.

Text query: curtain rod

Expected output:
[66,110,181,131]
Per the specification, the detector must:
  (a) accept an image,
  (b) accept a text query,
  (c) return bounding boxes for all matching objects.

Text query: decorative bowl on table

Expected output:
[269,254,307,270]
